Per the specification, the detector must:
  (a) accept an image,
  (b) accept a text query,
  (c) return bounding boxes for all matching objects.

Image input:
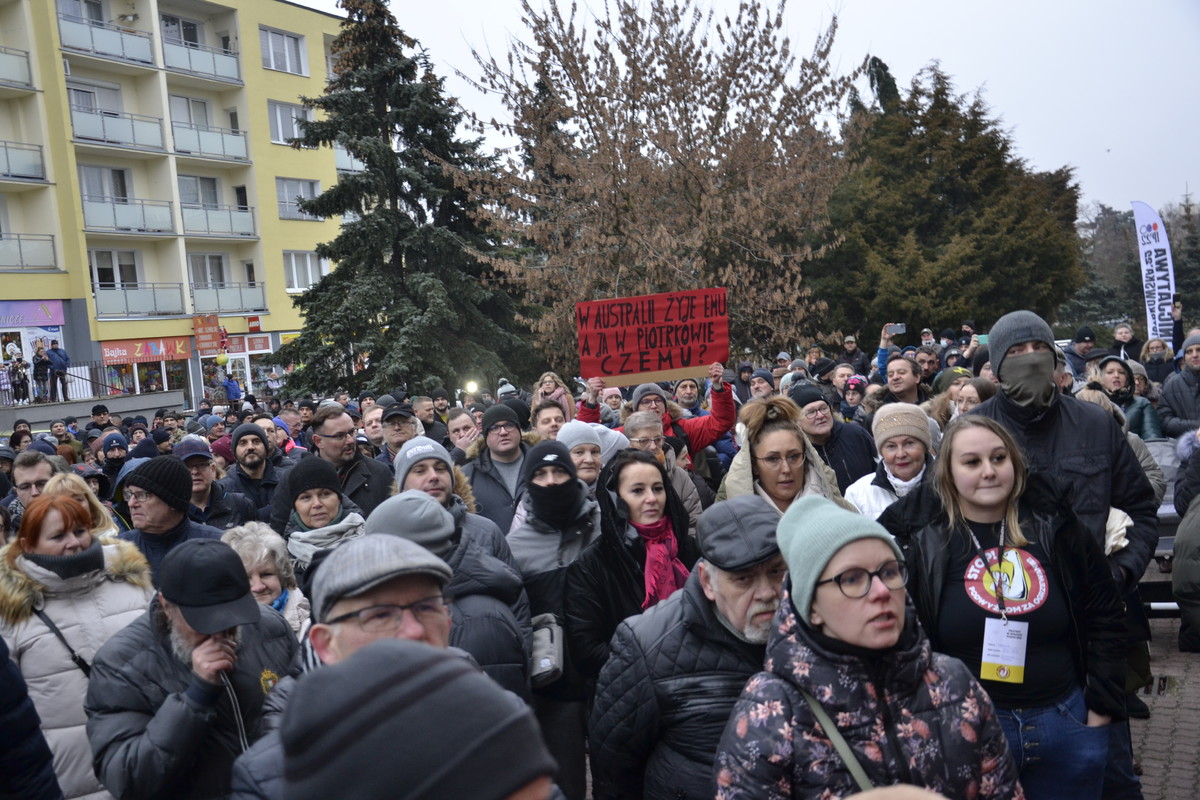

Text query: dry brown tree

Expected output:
[465,0,861,372]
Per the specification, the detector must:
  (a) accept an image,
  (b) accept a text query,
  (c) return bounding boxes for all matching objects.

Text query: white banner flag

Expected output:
[1132,201,1176,340]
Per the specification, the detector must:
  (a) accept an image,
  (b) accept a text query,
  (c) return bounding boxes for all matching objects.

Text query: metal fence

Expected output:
[0,359,139,406]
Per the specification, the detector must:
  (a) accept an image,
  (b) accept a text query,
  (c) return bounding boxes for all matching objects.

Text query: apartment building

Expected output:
[0,0,357,402]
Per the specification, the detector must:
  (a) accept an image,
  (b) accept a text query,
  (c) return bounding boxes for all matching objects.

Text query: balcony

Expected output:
[0,45,32,89]
[58,15,154,65]
[334,144,366,173]
[93,282,186,316]
[172,121,248,160]
[82,196,175,233]
[191,282,266,313]
[0,234,56,271]
[162,39,240,83]
[71,106,165,150]
[0,141,44,180]
[278,200,321,221]
[182,203,255,236]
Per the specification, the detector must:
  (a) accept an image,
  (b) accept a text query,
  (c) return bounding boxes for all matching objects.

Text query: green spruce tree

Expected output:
[274,0,541,396]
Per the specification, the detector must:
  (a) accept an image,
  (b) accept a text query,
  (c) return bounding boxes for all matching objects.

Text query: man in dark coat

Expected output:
[305,405,391,518]
[589,495,785,800]
[462,404,531,532]
[85,540,297,800]
[971,309,1157,800]
[0,635,62,799]
[177,435,256,530]
[118,456,223,581]
[221,424,289,521]
[1158,332,1200,436]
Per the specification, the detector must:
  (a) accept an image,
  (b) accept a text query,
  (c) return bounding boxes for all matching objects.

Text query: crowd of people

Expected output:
[0,308,1192,799]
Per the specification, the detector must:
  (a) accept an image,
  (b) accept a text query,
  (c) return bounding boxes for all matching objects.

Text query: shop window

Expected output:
[164,359,190,395]
[136,362,165,392]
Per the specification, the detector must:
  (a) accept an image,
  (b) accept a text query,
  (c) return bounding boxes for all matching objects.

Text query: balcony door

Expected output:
[161,14,204,47]
[179,175,218,208]
[58,0,103,24]
[89,249,138,288]
[189,253,226,286]
[169,94,210,127]
[79,164,130,202]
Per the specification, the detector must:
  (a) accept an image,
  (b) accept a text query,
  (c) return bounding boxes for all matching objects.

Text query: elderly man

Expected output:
[230,533,455,799]
[86,539,297,800]
[747,368,776,398]
[787,384,876,494]
[589,495,785,800]
[376,403,419,468]
[6,450,59,535]
[177,434,256,530]
[221,424,289,522]
[119,456,223,578]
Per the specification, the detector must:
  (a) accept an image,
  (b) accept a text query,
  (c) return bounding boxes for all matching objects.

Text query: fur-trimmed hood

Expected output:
[451,465,478,514]
[618,398,687,426]
[0,538,152,625]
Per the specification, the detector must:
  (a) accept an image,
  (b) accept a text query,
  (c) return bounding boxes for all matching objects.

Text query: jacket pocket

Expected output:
[1059,454,1111,521]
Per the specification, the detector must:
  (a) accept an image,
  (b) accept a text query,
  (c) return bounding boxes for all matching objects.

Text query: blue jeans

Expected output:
[995,686,1109,800]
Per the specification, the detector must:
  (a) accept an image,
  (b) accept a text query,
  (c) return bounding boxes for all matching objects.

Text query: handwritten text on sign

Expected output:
[576,288,729,386]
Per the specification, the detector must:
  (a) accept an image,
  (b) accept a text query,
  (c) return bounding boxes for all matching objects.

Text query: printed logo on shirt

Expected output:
[963,547,1048,615]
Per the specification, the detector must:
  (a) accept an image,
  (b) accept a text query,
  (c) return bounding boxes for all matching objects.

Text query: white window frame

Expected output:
[169,94,211,127]
[260,27,307,75]
[276,177,320,220]
[267,101,311,144]
[88,248,140,287]
[67,79,122,114]
[282,250,328,292]
[160,13,205,47]
[79,164,132,200]
[178,175,219,207]
[188,252,227,286]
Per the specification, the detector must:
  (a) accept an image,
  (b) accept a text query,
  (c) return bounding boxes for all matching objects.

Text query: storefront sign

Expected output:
[0,300,65,328]
[102,336,192,365]
[247,315,262,332]
[247,335,270,351]
[193,314,222,355]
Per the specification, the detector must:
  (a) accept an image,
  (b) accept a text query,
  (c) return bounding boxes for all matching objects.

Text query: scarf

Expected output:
[632,516,689,610]
[999,351,1057,410]
[271,588,290,613]
[286,511,365,569]
[885,463,926,499]
[24,538,105,579]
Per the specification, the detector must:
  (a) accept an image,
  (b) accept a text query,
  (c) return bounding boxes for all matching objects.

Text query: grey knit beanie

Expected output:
[556,420,602,454]
[630,383,668,410]
[779,495,904,624]
[986,310,1055,381]
[363,490,457,558]
[392,437,453,492]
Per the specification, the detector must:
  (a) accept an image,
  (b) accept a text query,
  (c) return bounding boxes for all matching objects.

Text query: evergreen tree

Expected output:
[274,0,542,396]
[806,61,1084,340]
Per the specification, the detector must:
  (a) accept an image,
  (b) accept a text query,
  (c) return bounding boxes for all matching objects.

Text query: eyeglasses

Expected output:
[487,422,517,434]
[126,490,157,504]
[185,462,213,473]
[638,396,665,407]
[316,429,355,442]
[754,452,803,470]
[386,418,416,428]
[628,435,664,447]
[816,560,907,598]
[15,479,49,493]
[326,596,448,631]
[803,406,830,420]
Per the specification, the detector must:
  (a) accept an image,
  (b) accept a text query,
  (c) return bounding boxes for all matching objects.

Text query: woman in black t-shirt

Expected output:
[878,415,1127,800]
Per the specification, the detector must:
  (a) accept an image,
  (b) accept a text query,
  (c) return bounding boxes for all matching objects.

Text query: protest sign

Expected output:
[1132,201,1175,340]
[576,288,729,386]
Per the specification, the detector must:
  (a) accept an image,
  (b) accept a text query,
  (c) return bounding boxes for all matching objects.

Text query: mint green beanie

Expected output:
[779,495,904,624]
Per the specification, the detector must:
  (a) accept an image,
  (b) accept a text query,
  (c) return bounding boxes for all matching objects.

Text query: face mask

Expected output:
[527,479,582,523]
[999,350,1057,409]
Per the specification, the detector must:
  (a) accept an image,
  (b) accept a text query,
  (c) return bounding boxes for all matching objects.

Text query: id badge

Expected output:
[981,618,1028,684]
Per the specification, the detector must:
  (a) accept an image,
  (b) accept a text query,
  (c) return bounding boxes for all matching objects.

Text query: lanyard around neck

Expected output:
[968,520,1008,621]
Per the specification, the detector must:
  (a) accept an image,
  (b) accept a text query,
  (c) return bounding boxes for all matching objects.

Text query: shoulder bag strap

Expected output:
[800,689,873,792]
[33,608,91,678]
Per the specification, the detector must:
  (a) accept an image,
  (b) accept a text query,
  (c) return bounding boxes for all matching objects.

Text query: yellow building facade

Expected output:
[0,0,351,402]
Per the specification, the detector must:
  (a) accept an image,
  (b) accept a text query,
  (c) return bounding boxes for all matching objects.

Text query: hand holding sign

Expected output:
[708,361,725,387]
[585,376,607,404]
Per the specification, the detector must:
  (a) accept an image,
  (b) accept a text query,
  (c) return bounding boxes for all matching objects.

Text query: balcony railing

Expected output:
[0,45,33,88]
[82,196,175,233]
[172,121,248,160]
[182,203,255,236]
[278,200,321,221]
[162,38,240,82]
[0,234,56,270]
[0,141,44,180]
[58,15,154,64]
[334,144,366,173]
[93,282,186,316]
[191,282,266,313]
[71,105,165,150]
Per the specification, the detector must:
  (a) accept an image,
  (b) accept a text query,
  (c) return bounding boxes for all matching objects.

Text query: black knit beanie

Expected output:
[481,403,519,433]
[231,422,268,451]
[521,440,577,485]
[287,457,341,507]
[125,456,192,512]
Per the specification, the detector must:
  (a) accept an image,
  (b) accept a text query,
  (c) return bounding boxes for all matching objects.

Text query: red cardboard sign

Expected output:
[576,288,729,386]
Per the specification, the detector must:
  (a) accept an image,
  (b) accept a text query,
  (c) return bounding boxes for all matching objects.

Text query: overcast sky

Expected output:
[294,0,1199,215]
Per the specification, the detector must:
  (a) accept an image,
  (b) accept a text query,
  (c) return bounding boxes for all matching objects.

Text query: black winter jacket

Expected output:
[84,602,298,800]
[809,419,877,494]
[188,483,258,530]
[220,461,287,522]
[1158,368,1200,437]
[564,468,699,679]
[118,517,223,584]
[589,573,765,800]
[462,443,530,533]
[877,474,1127,719]
[0,635,62,800]
[972,389,1158,591]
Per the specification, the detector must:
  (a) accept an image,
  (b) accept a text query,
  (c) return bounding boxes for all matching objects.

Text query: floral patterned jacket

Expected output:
[713,582,1024,800]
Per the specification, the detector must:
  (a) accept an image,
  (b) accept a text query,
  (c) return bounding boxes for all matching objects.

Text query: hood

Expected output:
[618,398,686,426]
[0,539,152,624]
[724,421,855,512]
[445,537,524,605]
[451,467,478,514]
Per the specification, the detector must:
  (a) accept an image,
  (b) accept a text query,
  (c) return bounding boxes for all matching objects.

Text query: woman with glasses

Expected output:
[533,371,577,423]
[845,403,934,520]
[878,416,1125,800]
[716,495,1021,798]
[719,396,851,515]
[1139,337,1174,386]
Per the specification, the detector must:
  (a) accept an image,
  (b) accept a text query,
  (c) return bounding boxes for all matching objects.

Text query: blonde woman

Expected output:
[43,471,120,538]
[533,371,576,422]
[221,521,310,635]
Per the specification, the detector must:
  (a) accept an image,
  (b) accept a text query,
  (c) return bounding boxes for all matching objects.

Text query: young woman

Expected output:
[878,415,1126,800]
[1140,338,1174,386]
[956,376,997,416]
[1091,355,1162,440]
[533,371,576,423]
[715,495,1022,799]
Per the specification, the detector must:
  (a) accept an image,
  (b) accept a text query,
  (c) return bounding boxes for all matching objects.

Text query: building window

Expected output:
[188,252,226,285]
[161,14,204,46]
[260,27,307,75]
[267,101,311,144]
[283,251,327,291]
[276,177,320,220]
[89,249,138,287]
[170,94,210,127]
[179,175,219,207]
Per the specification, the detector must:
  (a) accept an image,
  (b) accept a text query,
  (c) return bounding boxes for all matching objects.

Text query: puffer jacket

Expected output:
[461,435,538,532]
[843,460,931,521]
[590,573,766,800]
[444,526,532,701]
[717,422,855,514]
[0,635,61,800]
[0,540,153,800]
[188,483,257,531]
[564,465,699,680]
[877,473,1127,720]
[1097,358,1163,440]
[1159,368,1200,437]
[84,602,298,800]
[220,462,287,522]
[713,583,1023,800]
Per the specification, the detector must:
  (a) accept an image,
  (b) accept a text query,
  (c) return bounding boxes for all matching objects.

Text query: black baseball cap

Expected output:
[158,540,259,635]
[381,403,414,422]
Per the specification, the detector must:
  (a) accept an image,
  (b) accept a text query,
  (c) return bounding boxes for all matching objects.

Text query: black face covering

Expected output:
[999,351,1057,410]
[527,480,583,524]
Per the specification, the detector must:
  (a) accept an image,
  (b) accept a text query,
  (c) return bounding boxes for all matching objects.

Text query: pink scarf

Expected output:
[632,517,689,610]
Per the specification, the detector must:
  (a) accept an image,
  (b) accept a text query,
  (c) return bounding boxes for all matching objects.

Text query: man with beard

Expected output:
[85,539,297,800]
[430,387,452,426]
[221,424,289,522]
[971,309,1156,800]
[589,495,785,800]
[6,451,59,535]
[119,456,223,578]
